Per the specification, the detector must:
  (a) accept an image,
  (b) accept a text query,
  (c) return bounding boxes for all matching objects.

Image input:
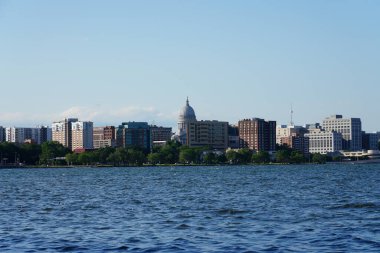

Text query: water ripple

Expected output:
[0,164,379,252]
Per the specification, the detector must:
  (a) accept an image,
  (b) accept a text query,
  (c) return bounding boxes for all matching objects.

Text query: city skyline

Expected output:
[1,1,379,131]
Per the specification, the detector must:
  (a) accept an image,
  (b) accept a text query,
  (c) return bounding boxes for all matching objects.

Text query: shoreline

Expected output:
[2,159,380,170]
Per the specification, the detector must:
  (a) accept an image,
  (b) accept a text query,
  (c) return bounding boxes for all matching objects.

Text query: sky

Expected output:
[0,0,379,132]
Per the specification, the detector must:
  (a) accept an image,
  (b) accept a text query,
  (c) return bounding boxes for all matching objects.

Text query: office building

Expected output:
[93,126,116,149]
[228,125,240,149]
[276,125,307,145]
[238,118,276,151]
[0,126,5,142]
[362,132,379,151]
[117,122,151,150]
[305,129,342,154]
[150,125,172,147]
[322,115,362,151]
[280,134,310,155]
[185,120,228,150]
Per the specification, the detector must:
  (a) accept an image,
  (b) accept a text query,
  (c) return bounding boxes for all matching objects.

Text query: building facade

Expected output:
[280,134,310,155]
[185,120,228,150]
[0,126,5,142]
[71,121,94,151]
[305,129,343,154]
[276,125,307,145]
[238,118,276,151]
[362,132,379,151]
[4,127,51,144]
[117,122,151,150]
[5,127,31,143]
[322,115,362,151]
[93,126,116,149]
[150,125,172,147]
[228,125,240,149]
[52,118,78,149]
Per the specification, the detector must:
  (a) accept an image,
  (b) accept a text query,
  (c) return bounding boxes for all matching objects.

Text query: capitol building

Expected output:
[174,98,229,150]
[177,97,197,144]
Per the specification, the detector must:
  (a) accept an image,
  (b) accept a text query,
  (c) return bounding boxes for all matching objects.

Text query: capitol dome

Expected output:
[178,97,197,122]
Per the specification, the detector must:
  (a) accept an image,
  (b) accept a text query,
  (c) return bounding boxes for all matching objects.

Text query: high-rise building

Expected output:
[228,125,240,149]
[362,132,379,151]
[0,126,5,142]
[238,118,276,151]
[185,120,228,150]
[150,125,172,147]
[5,127,31,143]
[52,118,78,149]
[39,126,53,144]
[71,121,93,151]
[280,134,310,155]
[322,115,362,151]
[178,97,197,144]
[93,126,116,149]
[116,122,151,150]
[305,129,342,154]
[276,125,307,145]
[4,127,50,144]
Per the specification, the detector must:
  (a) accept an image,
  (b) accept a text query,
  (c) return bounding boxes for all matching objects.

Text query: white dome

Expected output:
[178,97,196,122]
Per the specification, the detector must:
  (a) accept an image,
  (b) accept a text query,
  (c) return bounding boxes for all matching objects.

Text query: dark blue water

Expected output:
[0,164,379,252]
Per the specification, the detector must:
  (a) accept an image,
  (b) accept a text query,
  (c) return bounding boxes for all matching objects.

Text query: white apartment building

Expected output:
[5,127,51,144]
[276,125,306,145]
[52,118,78,149]
[322,115,362,151]
[71,121,93,151]
[305,129,343,154]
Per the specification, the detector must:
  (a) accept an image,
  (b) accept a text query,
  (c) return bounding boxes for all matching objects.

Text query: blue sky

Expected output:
[0,0,379,132]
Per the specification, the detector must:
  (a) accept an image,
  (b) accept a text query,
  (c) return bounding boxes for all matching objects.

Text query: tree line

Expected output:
[0,141,330,166]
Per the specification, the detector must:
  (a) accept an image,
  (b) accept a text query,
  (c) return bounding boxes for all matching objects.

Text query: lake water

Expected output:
[0,164,379,252]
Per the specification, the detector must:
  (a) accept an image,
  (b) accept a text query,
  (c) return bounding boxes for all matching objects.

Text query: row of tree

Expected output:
[0,140,329,166]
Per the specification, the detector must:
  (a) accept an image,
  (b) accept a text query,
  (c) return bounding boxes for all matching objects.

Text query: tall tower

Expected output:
[290,104,294,127]
[178,97,197,144]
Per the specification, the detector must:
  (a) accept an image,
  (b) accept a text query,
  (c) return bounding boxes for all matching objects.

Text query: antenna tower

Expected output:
[290,104,294,126]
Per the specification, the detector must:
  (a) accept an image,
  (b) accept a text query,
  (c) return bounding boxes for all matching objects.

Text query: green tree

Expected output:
[147,152,163,165]
[312,153,327,164]
[39,141,70,165]
[160,141,181,164]
[203,152,217,164]
[97,147,116,164]
[216,153,227,164]
[179,147,198,164]
[78,152,95,165]
[65,153,79,165]
[290,151,305,164]
[252,151,270,164]
[19,143,41,165]
[106,148,128,166]
[226,150,238,164]
[237,149,253,164]
[127,149,146,166]
[276,149,291,163]
[0,142,20,164]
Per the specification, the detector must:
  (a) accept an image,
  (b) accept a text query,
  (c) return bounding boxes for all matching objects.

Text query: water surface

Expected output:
[0,164,379,252]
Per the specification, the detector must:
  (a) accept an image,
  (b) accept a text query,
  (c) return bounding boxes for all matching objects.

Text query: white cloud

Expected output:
[0,105,178,128]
